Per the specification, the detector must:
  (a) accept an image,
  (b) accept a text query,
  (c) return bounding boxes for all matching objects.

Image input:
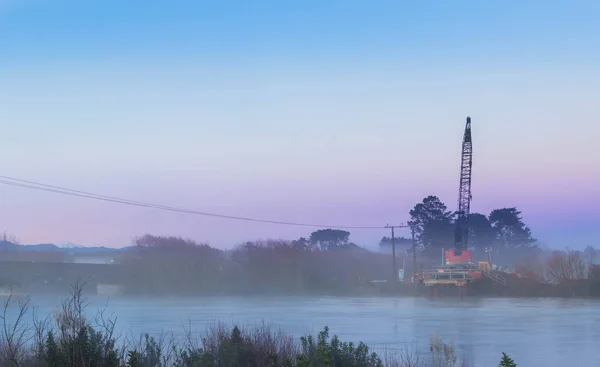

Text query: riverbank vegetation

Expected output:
[0,195,597,298]
[1,233,598,298]
[114,234,599,298]
[0,280,515,367]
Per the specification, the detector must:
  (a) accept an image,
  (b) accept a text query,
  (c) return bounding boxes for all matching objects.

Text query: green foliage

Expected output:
[498,352,517,367]
[126,350,139,367]
[36,321,387,367]
[41,325,120,367]
[127,334,163,367]
[152,324,297,367]
[296,327,383,367]
[171,347,205,367]
[195,326,257,367]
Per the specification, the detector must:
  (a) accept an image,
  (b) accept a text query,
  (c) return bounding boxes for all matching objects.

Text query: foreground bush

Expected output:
[0,279,513,366]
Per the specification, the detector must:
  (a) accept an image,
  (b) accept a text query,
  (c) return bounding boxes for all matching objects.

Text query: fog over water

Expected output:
[6,294,599,366]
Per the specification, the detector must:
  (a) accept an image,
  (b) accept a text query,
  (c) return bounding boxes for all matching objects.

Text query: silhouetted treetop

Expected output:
[309,229,351,251]
[407,196,536,251]
[488,208,536,248]
[467,213,495,248]
[408,196,453,250]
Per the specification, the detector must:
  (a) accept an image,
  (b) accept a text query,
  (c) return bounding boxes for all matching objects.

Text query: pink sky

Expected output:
[1,0,599,249]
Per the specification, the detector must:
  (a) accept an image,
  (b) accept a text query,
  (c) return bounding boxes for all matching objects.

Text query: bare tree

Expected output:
[583,246,597,278]
[124,330,177,366]
[430,333,458,367]
[515,252,547,282]
[0,295,32,366]
[3,232,20,244]
[31,305,52,361]
[379,344,423,367]
[546,249,586,284]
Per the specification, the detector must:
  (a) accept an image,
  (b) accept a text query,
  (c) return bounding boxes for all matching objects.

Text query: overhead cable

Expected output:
[0,175,385,229]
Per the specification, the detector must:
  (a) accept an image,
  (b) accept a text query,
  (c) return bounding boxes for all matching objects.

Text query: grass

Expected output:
[0,278,514,367]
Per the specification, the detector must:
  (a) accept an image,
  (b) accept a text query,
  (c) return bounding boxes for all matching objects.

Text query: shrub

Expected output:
[178,324,296,367]
[429,333,457,367]
[36,279,122,367]
[498,352,517,367]
[296,326,383,367]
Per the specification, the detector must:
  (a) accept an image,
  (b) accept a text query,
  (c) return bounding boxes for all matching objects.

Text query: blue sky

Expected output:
[0,0,599,248]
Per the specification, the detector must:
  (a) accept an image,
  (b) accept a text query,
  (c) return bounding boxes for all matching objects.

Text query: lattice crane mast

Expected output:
[454,116,473,249]
[445,117,473,265]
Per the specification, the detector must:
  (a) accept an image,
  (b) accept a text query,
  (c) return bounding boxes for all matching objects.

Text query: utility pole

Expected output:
[442,247,445,267]
[411,225,417,285]
[485,247,493,270]
[385,224,408,282]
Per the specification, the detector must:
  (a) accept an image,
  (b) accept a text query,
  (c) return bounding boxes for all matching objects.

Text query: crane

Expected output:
[455,116,473,249]
[445,117,474,266]
[416,117,484,289]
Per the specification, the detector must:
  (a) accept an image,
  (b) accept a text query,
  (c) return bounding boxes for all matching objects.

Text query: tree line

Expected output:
[269,195,539,254]
[0,194,538,263]
[381,195,536,253]
[280,194,537,254]
[114,189,540,295]
[116,234,391,295]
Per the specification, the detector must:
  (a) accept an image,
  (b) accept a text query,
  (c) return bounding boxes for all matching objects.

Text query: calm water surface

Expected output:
[12,295,600,366]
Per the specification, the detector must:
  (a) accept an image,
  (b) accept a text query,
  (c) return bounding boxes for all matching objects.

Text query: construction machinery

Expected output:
[446,116,473,266]
[414,117,507,292]
[418,117,482,289]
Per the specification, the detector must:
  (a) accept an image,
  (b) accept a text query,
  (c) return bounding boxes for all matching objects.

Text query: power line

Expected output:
[0,175,386,229]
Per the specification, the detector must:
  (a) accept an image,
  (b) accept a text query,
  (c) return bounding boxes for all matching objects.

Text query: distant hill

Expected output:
[0,241,133,253]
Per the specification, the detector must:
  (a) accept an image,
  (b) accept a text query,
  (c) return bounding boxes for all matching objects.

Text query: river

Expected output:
[6,295,600,366]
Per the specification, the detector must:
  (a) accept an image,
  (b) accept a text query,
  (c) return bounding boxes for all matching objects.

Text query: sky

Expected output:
[0,0,599,249]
